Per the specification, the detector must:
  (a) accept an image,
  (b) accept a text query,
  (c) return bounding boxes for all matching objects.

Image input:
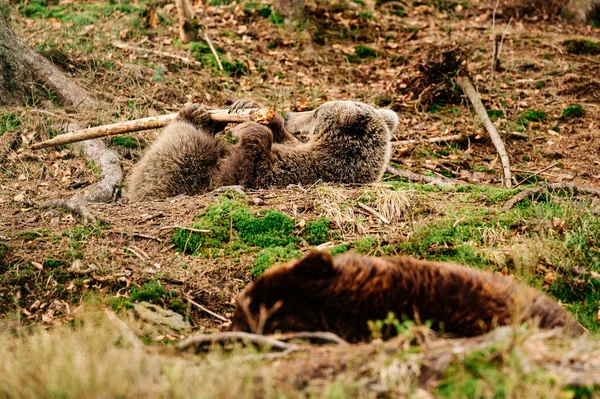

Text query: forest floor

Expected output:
[1,0,600,397]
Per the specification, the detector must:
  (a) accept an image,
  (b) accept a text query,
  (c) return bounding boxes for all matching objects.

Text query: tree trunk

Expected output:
[175,0,198,43]
[0,13,100,109]
[273,0,306,21]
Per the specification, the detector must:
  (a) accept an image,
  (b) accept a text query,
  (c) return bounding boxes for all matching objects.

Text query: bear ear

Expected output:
[292,250,335,279]
[377,109,399,134]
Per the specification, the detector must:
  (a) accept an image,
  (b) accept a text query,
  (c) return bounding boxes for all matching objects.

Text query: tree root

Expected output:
[175,331,348,354]
[502,182,600,211]
[42,123,123,223]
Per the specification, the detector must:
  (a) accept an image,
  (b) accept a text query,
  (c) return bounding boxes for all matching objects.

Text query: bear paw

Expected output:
[177,103,212,128]
[228,100,260,114]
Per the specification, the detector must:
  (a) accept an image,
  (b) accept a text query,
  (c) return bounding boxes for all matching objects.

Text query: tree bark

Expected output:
[0,13,100,109]
[175,0,198,43]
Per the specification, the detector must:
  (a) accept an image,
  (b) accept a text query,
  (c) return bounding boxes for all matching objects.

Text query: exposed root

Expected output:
[502,182,600,211]
[176,331,299,353]
[271,332,349,345]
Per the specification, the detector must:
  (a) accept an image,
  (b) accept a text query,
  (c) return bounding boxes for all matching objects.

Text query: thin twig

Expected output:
[187,296,229,322]
[457,76,512,188]
[357,202,390,224]
[202,29,223,71]
[391,134,467,147]
[175,331,298,353]
[113,41,202,67]
[103,307,144,349]
[491,0,499,80]
[514,162,558,188]
[159,226,211,233]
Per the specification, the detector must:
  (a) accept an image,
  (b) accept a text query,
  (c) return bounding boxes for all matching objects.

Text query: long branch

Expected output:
[456,76,512,188]
[31,107,275,150]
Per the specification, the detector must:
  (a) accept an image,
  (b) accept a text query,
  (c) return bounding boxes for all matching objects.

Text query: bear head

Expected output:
[283,101,399,141]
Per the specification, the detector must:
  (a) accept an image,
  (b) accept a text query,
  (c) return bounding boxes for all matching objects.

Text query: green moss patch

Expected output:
[563,38,600,55]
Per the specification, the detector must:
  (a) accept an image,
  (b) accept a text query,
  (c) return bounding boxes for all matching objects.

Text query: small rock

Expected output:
[71,259,84,271]
[13,193,26,202]
[133,301,191,334]
[252,197,265,206]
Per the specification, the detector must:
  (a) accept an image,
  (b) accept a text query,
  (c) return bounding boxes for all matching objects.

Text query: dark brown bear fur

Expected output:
[126,101,398,202]
[229,251,585,342]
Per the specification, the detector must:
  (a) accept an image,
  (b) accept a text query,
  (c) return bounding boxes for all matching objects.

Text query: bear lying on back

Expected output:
[229,251,585,342]
[126,101,398,202]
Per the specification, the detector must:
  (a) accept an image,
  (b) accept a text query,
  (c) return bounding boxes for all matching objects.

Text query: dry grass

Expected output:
[314,183,412,236]
[1,311,600,398]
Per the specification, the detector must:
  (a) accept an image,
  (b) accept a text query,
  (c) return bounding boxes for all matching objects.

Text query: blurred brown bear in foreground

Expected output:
[229,251,585,342]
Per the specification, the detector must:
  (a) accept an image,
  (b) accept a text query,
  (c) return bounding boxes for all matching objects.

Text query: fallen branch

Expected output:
[44,199,98,224]
[176,331,298,353]
[457,76,512,188]
[502,182,600,211]
[31,107,275,150]
[386,166,464,189]
[187,296,229,323]
[112,41,202,67]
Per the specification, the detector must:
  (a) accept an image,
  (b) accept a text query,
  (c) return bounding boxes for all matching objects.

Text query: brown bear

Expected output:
[125,104,300,202]
[126,101,398,202]
[228,251,585,342]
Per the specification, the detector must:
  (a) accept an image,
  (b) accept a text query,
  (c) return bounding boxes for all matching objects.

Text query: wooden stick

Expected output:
[457,76,512,188]
[386,166,465,188]
[31,107,275,150]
